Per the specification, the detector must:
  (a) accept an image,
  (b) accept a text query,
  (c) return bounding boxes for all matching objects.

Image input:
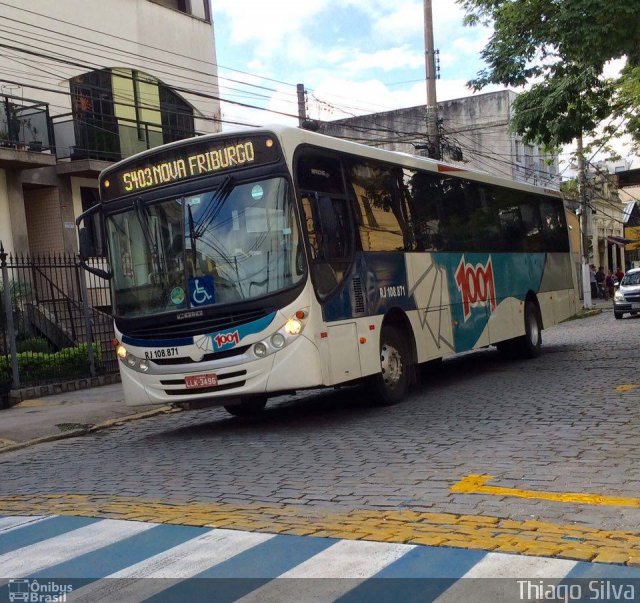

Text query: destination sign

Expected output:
[100,134,281,200]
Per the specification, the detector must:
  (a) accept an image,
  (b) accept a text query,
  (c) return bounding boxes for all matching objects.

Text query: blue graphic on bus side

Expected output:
[322,253,415,322]
[433,252,546,352]
[322,251,547,353]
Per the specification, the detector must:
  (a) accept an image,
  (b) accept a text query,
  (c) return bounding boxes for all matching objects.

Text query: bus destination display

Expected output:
[101,135,280,200]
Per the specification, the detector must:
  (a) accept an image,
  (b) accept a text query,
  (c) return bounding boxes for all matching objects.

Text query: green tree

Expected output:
[458,0,640,148]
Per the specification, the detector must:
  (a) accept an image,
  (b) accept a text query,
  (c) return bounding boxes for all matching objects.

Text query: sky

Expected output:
[210,0,503,129]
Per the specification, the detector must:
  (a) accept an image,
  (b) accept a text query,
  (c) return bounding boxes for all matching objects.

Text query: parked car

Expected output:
[613,268,640,319]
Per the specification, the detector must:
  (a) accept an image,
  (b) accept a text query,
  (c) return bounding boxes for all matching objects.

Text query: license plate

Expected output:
[185,373,218,389]
[632,303,640,310]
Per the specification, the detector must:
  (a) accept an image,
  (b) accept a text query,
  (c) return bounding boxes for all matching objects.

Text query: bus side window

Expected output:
[347,161,407,252]
[405,169,442,251]
[539,198,569,252]
[520,199,544,251]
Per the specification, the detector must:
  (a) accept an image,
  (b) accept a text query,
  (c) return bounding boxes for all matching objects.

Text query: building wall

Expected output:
[1,0,220,135]
[0,170,13,253]
[24,188,65,256]
[317,90,560,189]
[0,0,221,257]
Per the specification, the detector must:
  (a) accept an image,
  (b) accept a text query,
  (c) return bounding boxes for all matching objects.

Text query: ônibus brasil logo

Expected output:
[213,330,240,349]
[454,256,497,321]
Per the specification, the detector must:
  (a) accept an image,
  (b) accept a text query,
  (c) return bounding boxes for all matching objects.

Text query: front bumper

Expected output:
[121,335,322,406]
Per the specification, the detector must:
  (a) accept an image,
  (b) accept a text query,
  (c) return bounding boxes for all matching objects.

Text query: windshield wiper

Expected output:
[192,175,235,240]
[134,198,165,284]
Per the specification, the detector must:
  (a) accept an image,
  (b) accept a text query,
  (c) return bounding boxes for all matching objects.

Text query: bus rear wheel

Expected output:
[513,301,542,358]
[369,325,411,406]
[224,395,268,417]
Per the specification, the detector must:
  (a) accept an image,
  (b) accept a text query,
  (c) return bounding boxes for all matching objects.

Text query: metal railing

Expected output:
[0,94,53,152]
[0,245,117,392]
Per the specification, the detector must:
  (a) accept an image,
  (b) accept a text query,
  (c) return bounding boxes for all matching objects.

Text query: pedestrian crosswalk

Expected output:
[1,514,639,602]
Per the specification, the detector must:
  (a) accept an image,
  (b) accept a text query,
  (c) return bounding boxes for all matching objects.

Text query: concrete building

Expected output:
[317,90,560,190]
[616,168,640,268]
[0,0,220,255]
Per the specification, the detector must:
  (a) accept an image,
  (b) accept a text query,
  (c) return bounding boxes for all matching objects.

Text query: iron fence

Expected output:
[0,245,117,392]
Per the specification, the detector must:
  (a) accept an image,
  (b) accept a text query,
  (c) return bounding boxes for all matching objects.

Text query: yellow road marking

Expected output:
[452,474,640,507]
[615,384,640,394]
[1,494,640,565]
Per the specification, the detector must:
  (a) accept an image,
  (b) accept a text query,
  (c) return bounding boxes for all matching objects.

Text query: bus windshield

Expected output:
[106,176,305,318]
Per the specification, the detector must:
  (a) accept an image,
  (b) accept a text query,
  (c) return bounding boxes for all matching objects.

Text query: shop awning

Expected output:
[607,236,632,247]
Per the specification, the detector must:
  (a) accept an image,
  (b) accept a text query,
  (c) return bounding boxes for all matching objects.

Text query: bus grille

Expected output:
[122,309,271,340]
[352,277,365,314]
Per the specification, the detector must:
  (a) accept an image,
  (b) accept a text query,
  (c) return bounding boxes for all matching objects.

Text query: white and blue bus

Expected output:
[77,126,576,416]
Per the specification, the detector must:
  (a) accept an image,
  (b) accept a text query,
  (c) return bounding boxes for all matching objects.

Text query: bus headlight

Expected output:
[284,318,303,335]
[117,347,152,373]
[254,342,268,358]
[270,333,286,348]
[252,312,307,359]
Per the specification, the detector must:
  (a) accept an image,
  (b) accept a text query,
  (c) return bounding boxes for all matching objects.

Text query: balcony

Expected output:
[0,95,56,169]
[52,113,198,164]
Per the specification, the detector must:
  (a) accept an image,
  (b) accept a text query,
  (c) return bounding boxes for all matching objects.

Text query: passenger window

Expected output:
[540,199,569,251]
[405,169,442,251]
[347,161,410,252]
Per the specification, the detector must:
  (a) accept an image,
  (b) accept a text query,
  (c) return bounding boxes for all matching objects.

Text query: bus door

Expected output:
[296,151,361,384]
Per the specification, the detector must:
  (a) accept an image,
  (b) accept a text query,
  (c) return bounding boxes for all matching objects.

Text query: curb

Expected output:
[1,494,639,566]
[0,406,180,454]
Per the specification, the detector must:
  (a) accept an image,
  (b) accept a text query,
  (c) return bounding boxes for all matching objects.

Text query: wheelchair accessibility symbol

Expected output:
[189,276,216,307]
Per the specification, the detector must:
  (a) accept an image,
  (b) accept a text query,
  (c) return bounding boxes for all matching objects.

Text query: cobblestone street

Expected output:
[1,309,639,557]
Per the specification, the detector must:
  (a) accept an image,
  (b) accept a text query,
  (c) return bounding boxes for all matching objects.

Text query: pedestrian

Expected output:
[615,266,625,282]
[595,266,606,299]
[605,270,614,300]
[589,264,597,299]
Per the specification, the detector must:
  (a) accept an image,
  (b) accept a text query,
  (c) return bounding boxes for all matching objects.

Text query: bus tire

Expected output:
[224,395,267,417]
[513,300,542,358]
[370,325,411,406]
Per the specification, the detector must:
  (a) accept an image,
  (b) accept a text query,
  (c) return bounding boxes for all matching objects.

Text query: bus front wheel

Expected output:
[224,395,268,417]
[370,325,411,406]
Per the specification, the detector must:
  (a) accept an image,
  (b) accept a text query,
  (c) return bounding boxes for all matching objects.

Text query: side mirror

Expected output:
[78,227,94,261]
[76,206,112,280]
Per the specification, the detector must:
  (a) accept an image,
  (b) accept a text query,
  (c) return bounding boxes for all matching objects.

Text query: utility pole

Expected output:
[296,84,306,127]
[576,134,592,308]
[423,0,440,159]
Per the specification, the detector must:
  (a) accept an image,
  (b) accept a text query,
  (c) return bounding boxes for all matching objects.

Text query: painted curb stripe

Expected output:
[0,519,154,579]
[433,554,578,602]
[337,546,489,603]
[149,533,338,603]
[237,540,413,603]
[0,516,47,533]
[1,514,640,603]
[74,529,275,602]
[29,523,208,580]
[0,516,96,557]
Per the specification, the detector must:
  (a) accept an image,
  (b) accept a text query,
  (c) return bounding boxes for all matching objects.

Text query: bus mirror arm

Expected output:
[79,258,113,281]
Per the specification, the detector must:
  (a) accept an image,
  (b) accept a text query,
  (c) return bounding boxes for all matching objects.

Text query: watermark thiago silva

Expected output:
[7,579,73,603]
[518,579,635,601]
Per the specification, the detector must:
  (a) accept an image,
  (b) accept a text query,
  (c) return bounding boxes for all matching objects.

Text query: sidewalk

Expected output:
[0,383,175,452]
